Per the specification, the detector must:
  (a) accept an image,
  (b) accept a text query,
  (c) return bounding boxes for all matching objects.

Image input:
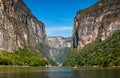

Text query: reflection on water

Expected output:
[47,70,77,78]
[46,67,78,78]
[0,67,120,78]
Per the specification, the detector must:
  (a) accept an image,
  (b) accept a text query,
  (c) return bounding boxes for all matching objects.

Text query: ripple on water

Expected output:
[47,70,78,78]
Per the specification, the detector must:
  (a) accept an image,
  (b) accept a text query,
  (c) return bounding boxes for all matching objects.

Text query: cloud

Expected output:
[46,26,72,37]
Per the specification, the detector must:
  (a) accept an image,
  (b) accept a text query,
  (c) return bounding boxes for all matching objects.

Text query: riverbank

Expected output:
[0,66,120,73]
[0,66,120,78]
[0,49,49,66]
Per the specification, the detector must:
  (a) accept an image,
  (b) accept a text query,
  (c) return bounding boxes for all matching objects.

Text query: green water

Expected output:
[0,67,120,78]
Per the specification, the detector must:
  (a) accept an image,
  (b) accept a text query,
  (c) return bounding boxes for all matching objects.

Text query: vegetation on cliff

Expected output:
[63,30,120,67]
[55,47,70,64]
[0,49,49,66]
[77,0,119,16]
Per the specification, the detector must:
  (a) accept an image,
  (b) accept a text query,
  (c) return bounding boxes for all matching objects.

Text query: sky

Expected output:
[23,0,99,37]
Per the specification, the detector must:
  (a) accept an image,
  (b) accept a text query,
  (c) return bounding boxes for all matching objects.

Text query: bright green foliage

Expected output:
[63,30,120,67]
[0,49,49,66]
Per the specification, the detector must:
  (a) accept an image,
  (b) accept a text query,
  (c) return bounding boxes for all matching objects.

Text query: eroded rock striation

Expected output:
[0,0,46,52]
[73,0,120,49]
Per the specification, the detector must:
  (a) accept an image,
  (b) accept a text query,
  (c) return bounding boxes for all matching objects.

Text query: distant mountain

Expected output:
[47,36,72,65]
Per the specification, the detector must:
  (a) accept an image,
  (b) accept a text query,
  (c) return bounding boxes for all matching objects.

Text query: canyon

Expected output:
[0,0,120,66]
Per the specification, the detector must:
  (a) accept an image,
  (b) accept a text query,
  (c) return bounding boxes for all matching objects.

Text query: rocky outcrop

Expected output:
[47,36,72,64]
[73,0,120,49]
[0,0,46,52]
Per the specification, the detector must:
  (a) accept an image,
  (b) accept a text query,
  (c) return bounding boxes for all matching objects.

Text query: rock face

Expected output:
[0,0,46,52]
[47,36,72,64]
[47,36,71,49]
[73,0,120,49]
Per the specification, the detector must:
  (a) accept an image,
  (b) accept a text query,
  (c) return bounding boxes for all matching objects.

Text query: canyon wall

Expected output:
[73,0,120,49]
[0,0,46,53]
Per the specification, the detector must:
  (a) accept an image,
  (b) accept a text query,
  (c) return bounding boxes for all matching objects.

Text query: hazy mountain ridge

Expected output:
[47,36,72,65]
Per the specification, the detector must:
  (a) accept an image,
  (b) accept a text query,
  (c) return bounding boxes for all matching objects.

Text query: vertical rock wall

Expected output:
[0,0,46,52]
[73,0,120,49]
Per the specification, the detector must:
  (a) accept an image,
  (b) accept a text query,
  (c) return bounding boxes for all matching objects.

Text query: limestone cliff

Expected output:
[0,0,46,53]
[73,0,120,49]
[47,36,72,64]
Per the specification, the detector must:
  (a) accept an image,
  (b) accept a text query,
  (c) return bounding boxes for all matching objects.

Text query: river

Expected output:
[0,66,120,78]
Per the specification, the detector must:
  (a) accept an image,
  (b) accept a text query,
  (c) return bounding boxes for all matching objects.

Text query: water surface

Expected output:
[0,67,120,78]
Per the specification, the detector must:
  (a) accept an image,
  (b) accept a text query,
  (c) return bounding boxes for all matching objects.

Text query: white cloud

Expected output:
[46,26,72,37]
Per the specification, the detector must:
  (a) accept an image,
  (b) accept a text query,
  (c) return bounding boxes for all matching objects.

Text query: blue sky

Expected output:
[23,0,99,37]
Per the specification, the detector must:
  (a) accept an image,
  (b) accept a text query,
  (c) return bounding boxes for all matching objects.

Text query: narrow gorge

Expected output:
[47,36,72,65]
[0,0,120,78]
[0,0,120,67]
